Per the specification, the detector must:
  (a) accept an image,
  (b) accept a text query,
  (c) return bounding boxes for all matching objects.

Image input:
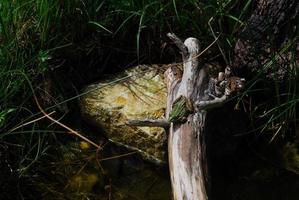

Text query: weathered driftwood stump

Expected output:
[164,34,210,200]
[128,33,244,200]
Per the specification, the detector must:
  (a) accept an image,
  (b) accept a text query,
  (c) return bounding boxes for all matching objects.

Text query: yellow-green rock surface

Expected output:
[80,65,168,164]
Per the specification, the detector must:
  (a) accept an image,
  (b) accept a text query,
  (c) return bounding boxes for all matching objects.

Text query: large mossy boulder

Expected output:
[80,65,172,164]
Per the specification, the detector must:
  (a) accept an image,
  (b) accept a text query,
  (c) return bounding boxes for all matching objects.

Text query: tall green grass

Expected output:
[0,0,252,130]
[3,0,298,198]
[235,38,299,142]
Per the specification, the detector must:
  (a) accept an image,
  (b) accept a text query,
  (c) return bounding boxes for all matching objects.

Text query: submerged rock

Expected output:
[80,65,171,164]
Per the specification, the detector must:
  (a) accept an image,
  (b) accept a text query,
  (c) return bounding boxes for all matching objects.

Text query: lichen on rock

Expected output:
[80,65,170,164]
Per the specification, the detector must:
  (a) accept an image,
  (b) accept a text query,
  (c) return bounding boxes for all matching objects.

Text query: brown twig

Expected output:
[167,33,188,56]
[31,87,100,149]
[100,151,136,161]
[167,33,220,64]
[8,111,56,133]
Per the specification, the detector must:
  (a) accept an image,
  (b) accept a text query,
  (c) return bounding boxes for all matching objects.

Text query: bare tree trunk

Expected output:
[165,34,209,200]
[164,33,244,200]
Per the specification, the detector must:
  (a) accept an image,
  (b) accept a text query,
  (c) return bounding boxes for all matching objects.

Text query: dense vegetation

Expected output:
[0,0,298,199]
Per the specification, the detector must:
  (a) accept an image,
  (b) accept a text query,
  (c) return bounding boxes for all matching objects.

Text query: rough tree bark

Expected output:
[128,33,244,200]
[233,0,299,76]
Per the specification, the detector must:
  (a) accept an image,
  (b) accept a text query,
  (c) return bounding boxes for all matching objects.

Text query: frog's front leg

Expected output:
[168,95,194,124]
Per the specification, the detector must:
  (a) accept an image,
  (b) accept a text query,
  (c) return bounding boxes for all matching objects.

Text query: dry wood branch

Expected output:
[127,119,170,128]
[195,95,228,111]
[167,33,188,57]
[8,111,56,133]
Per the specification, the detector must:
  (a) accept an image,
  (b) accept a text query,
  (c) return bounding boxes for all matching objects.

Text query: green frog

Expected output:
[168,95,193,124]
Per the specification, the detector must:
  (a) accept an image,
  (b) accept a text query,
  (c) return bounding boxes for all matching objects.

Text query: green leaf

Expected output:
[0,108,16,128]
[88,21,113,34]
